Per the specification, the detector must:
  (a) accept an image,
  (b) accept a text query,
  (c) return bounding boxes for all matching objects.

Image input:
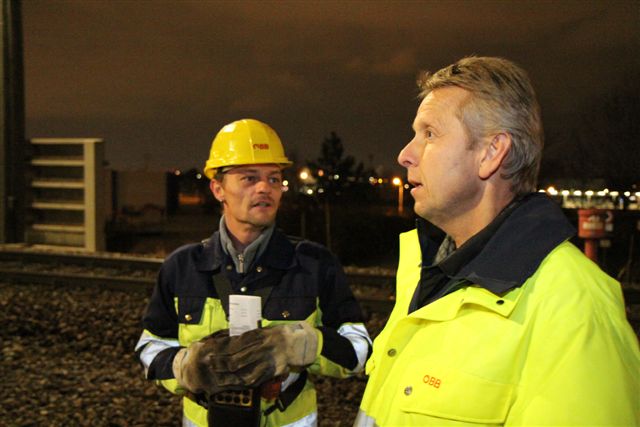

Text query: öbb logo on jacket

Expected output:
[423,374,441,388]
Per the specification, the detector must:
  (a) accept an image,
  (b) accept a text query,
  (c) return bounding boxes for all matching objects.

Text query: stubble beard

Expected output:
[243,210,277,231]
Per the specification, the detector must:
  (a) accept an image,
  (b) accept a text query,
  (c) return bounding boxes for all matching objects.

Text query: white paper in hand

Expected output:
[228,295,262,336]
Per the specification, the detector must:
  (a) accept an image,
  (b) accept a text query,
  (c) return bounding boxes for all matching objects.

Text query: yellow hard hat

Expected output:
[203,118,293,179]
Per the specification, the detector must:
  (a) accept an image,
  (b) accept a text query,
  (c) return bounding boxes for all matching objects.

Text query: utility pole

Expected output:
[1,0,25,243]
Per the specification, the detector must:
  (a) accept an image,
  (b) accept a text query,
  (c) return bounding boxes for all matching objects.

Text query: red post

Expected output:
[577,209,613,264]
[583,239,599,262]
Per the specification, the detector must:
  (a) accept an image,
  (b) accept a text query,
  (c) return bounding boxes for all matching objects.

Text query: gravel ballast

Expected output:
[2,280,637,426]
[0,282,387,427]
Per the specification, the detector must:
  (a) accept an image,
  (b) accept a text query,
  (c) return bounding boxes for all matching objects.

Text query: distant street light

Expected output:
[297,167,313,239]
[585,190,594,207]
[392,177,403,215]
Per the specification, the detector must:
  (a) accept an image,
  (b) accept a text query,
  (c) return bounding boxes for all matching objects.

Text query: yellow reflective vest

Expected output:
[358,229,640,426]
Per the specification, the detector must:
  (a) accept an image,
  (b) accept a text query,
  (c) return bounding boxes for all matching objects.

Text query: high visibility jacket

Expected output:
[136,229,371,427]
[358,199,639,426]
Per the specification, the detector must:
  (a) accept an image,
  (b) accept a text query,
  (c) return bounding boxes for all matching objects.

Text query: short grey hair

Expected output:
[418,56,543,195]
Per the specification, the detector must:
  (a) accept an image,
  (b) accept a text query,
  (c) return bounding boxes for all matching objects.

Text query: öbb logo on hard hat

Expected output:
[203,118,292,179]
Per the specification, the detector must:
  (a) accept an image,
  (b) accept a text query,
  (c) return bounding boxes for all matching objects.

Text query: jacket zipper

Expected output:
[237,253,245,273]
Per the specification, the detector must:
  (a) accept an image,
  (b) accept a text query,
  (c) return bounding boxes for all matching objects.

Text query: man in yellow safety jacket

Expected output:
[356,57,639,426]
[136,118,371,427]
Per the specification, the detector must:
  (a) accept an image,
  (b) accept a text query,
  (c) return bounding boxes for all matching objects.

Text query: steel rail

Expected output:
[1,246,637,309]
[0,267,155,292]
[0,246,396,287]
[0,246,163,271]
[0,266,396,312]
[0,247,397,311]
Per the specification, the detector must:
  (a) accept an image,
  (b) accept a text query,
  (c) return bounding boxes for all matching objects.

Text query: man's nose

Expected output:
[255,178,272,193]
[398,138,418,168]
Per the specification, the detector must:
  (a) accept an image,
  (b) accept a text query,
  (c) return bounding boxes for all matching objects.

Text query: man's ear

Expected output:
[210,180,225,202]
[479,132,512,180]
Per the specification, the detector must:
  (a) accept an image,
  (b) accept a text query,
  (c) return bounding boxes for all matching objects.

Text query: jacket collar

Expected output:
[218,216,276,273]
[196,227,297,272]
[419,193,575,295]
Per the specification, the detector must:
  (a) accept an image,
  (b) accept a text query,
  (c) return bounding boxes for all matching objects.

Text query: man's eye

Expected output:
[269,177,282,185]
[243,175,258,183]
[426,130,434,139]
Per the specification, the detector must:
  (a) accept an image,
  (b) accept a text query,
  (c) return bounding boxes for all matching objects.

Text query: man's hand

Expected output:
[172,330,272,394]
[240,322,319,378]
[172,323,319,394]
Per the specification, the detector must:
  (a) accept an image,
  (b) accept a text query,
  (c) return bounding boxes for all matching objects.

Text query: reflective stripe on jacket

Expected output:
[136,228,371,426]
[357,228,640,426]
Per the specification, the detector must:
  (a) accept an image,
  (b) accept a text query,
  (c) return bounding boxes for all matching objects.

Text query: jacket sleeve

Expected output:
[308,247,372,378]
[506,282,640,425]
[134,258,184,395]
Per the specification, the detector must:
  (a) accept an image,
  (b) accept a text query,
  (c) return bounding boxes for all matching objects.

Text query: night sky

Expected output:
[22,0,639,184]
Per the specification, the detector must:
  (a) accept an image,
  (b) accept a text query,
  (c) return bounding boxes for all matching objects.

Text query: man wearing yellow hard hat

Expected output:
[136,119,372,427]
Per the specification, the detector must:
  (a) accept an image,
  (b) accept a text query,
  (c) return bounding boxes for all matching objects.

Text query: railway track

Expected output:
[0,245,397,312]
[1,245,638,310]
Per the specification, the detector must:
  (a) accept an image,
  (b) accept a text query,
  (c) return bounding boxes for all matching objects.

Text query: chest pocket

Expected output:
[398,359,514,424]
[262,295,317,321]
[176,296,228,345]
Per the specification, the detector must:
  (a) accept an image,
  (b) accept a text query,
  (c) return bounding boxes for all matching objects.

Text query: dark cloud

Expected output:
[23,0,639,177]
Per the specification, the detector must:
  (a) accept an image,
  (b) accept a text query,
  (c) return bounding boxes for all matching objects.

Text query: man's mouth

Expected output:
[407,178,422,188]
[252,200,273,208]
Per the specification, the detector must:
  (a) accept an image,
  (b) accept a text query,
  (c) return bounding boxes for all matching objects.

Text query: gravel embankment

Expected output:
[2,281,638,427]
[0,282,388,427]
